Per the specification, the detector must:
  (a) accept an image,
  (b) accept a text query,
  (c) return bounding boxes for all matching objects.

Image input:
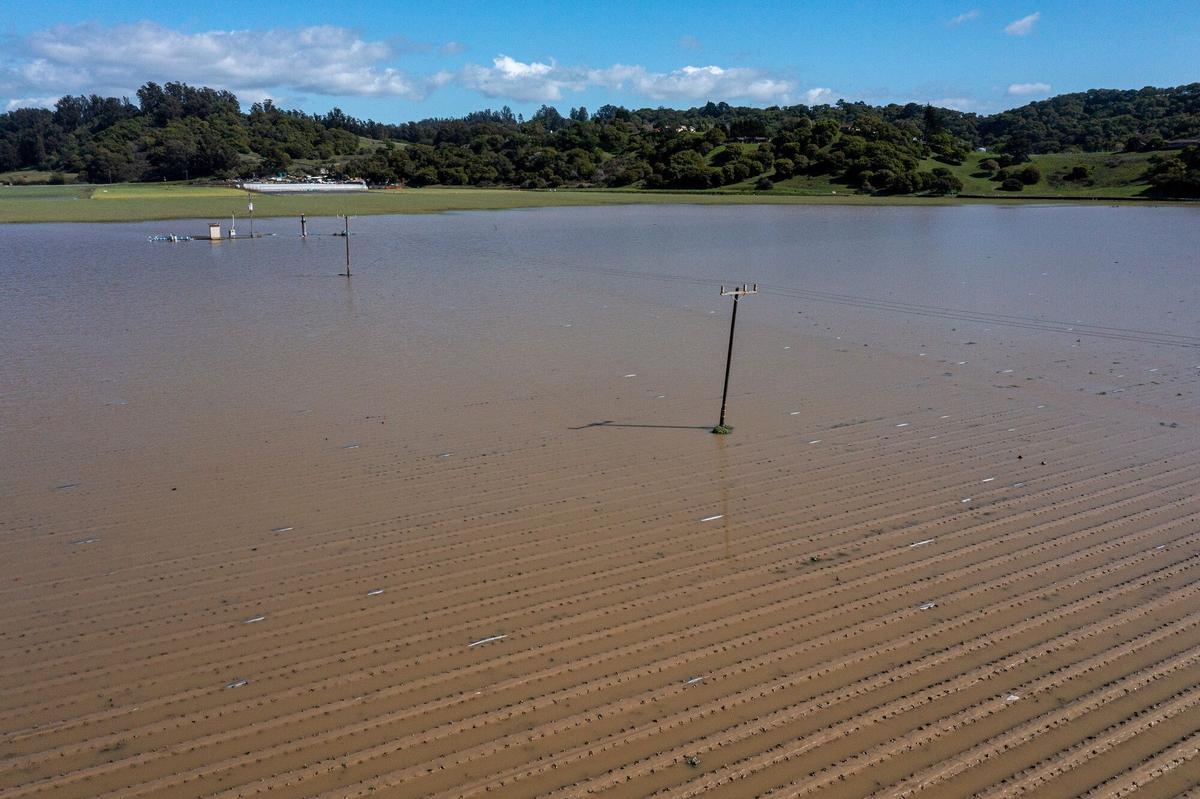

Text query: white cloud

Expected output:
[622,65,793,102]
[948,10,980,26]
[1006,81,1051,96]
[1004,12,1041,35]
[460,57,794,104]
[5,96,59,112]
[804,87,834,105]
[678,35,702,51]
[460,55,585,102]
[1,22,445,101]
[0,22,798,111]
[930,97,981,111]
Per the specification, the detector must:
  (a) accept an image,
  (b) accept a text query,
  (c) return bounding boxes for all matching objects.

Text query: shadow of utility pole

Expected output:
[567,421,715,431]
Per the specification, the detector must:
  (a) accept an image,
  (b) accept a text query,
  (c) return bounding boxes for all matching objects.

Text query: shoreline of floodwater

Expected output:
[2,184,1197,224]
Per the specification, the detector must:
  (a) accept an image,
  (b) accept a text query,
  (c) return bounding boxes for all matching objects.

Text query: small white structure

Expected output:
[208,223,222,240]
[241,181,367,194]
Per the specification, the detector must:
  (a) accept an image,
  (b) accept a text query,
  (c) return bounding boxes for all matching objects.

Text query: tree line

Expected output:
[1,80,1197,196]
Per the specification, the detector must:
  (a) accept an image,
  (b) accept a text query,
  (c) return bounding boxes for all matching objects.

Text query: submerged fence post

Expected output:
[338,214,351,277]
[301,214,307,238]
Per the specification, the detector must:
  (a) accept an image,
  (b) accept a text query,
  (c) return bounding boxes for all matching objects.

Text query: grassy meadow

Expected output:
[0,150,1191,224]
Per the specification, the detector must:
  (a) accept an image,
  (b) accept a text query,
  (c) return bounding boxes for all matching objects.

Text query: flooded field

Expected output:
[1,204,1198,797]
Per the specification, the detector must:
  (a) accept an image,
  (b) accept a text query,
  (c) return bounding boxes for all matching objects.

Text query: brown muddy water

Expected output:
[1,204,1198,798]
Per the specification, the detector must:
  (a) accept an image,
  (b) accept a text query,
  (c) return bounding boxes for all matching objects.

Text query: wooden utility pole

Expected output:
[713,283,757,434]
[338,214,351,277]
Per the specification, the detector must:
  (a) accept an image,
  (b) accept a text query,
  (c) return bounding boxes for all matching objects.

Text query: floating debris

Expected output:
[896,422,910,428]
[366,588,385,596]
[919,602,937,610]
[54,483,79,491]
[243,614,266,624]
[1155,545,1167,551]
[271,527,293,534]
[808,439,822,444]
[909,539,935,548]
[71,537,100,545]
[437,452,453,459]
[685,676,706,685]
[1006,694,1021,702]
[700,514,724,522]
[789,411,803,416]
[981,477,995,483]
[342,443,360,450]
[624,374,637,378]
[225,679,249,689]
[468,634,507,648]
[961,497,973,503]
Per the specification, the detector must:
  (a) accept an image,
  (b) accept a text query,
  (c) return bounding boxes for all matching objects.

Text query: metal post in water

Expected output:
[713,283,757,434]
[301,214,307,238]
[339,214,351,277]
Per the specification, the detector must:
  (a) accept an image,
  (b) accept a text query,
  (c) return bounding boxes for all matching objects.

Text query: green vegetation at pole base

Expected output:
[711,425,733,435]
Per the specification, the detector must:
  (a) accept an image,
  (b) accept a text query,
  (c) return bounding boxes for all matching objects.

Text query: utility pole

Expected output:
[247,191,255,238]
[713,283,757,434]
[338,214,351,277]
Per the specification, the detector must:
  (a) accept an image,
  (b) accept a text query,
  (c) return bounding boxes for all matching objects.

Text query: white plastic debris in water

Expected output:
[271,527,293,534]
[624,374,637,378]
[244,614,266,624]
[1006,694,1020,702]
[940,415,950,419]
[808,440,822,444]
[700,514,724,522]
[685,676,706,685]
[367,588,385,596]
[1155,545,1167,551]
[71,537,100,545]
[226,679,249,689]
[957,361,967,365]
[896,422,910,427]
[468,634,507,648]
[982,477,995,483]
[789,411,803,415]
[961,497,972,503]
[342,443,360,450]
[909,539,935,548]
[919,602,937,610]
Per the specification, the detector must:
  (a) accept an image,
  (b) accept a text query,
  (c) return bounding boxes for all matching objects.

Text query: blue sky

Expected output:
[1,0,1197,120]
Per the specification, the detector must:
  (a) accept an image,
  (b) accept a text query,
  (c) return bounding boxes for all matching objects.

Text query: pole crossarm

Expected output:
[719,283,758,297]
